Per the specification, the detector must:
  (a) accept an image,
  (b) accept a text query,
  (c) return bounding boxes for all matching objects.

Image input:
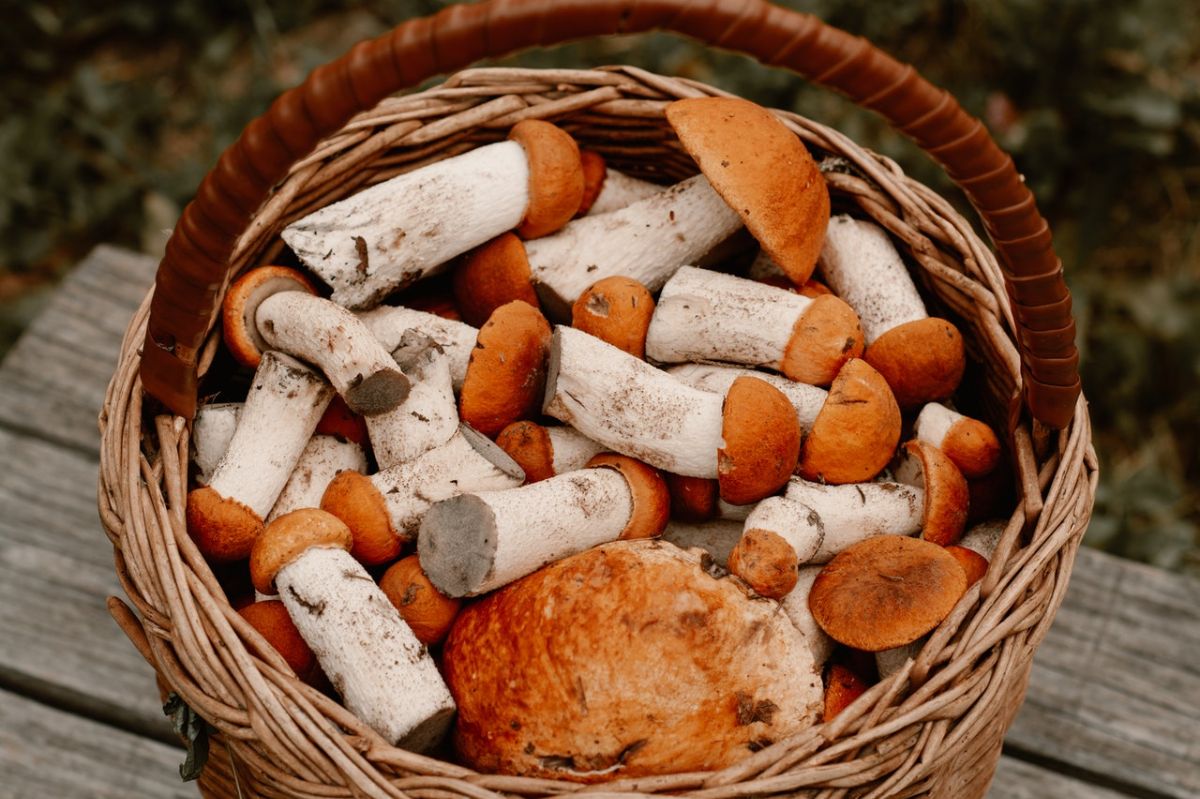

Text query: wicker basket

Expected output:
[97,2,1097,797]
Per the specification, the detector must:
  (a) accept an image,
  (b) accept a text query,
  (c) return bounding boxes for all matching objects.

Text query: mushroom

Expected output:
[266,435,367,522]
[379,555,461,646]
[455,173,743,322]
[660,519,744,568]
[186,352,334,561]
[313,395,369,447]
[443,540,823,780]
[823,662,872,722]
[572,276,655,359]
[818,215,965,408]
[781,565,835,668]
[253,290,459,468]
[645,266,863,387]
[418,454,668,597]
[282,119,584,309]
[543,326,800,504]
[727,497,824,599]
[221,265,318,368]
[808,535,968,652]
[191,402,241,486]
[891,439,970,546]
[913,402,1002,478]
[576,150,664,216]
[320,424,524,565]
[669,358,901,484]
[356,304,477,390]
[250,509,455,749]
[494,421,607,484]
[667,96,830,285]
[458,301,552,437]
[237,600,319,685]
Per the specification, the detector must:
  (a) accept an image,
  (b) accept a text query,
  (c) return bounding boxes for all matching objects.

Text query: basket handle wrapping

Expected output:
[142,0,1080,426]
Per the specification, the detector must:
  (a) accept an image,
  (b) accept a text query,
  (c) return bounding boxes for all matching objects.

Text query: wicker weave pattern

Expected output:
[98,67,1098,799]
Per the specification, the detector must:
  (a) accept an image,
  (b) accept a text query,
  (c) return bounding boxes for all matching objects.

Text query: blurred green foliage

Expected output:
[1,0,1197,573]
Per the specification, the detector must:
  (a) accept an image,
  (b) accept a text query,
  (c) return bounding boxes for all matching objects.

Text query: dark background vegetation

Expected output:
[2,1,1197,573]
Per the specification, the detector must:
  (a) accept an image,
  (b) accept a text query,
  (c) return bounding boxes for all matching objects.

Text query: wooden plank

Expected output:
[1005,546,1200,798]
[0,245,156,454]
[989,756,1131,798]
[0,426,169,740]
[0,688,194,799]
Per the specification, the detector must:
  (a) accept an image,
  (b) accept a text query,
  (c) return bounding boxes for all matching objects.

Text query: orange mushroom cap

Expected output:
[319,471,401,566]
[239,600,320,684]
[945,545,989,587]
[728,528,799,599]
[571,276,655,359]
[452,233,540,328]
[250,508,353,595]
[718,376,802,505]
[459,301,553,438]
[666,96,830,285]
[781,294,866,386]
[379,555,462,646]
[494,420,555,484]
[898,440,970,547]
[864,318,965,409]
[186,486,263,563]
[586,453,670,541]
[823,662,871,722]
[808,535,968,652]
[314,395,369,447]
[575,150,607,217]
[798,359,901,484]
[941,416,1003,479]
[665,474,719,522]
[509,120,585,239]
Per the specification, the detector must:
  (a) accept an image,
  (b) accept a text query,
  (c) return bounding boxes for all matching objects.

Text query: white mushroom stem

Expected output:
[960,521,1004,559]
[207,353,334,519]
[191,402,241,485]
[282,140,531,309]
[742,497,825,564]
[669,363,827,429]
[356,305,477,391]
[875,643,920,680]
[419,468,635,597]
[716,499,754,521]
[267,436,367,522]
[819,215,926,344]
[368,426,525,542]
[368,333,458,469]
[782,566,835,668]
[276,546,455,748]
[785,478,923,562]
[661,520,744,569]
[914,402,957,446]
[586,168,663,215]
[543,326,723,478]
[257,292,410,417]
[526,174,743,318]
[546,426,608,474]
[645,266,812,371]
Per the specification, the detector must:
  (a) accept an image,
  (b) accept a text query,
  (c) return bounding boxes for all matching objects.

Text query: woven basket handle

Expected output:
[142,0,1080,426]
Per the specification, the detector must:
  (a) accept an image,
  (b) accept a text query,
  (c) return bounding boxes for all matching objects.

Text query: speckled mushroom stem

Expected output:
[669,363,827,429]
[418,456,665,597]
[646,266,863,385]
[281,121,582,309]
[252,510,455,749]
[543,326,725,478]
[495,420,607,483]
[368,333,458,468]
[782,565,836,668]
[526,174,743,319]
[784,478,924,562]
[266,435,367,522]
[186,353,334,561]
[321,425,524,565]
[661,519,744,568]
[191,402,241,486]
[356,305,477,390]
[585,167,663,216]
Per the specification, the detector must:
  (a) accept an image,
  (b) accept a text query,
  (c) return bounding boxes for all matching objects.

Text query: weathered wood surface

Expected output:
[0,686,193,799]
[0,245,1197,798]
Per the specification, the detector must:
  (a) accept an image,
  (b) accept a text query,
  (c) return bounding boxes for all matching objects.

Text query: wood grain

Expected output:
[0,245,155,454]
[0,687,193,799]
[0,426,169,740]
[989,756,1131,798]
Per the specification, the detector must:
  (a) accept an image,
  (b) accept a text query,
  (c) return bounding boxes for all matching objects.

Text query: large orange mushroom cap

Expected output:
[809,535,968,652]
[452,233,540,328]
[897,439,970,547]
[666,96,830,285]
[799,359,901,484]
[864,318,965,409]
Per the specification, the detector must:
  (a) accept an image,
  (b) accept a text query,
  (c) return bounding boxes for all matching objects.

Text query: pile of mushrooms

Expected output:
[182,97,1011,779]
